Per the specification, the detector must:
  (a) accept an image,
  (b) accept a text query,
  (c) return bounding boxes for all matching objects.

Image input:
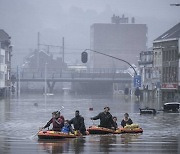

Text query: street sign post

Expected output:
[134,75,141,87]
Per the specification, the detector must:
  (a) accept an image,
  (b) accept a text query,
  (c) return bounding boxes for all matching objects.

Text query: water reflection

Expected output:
[120,134,141,145]
[99,135,117,153]
[38,137,85,154]
[38,139,70,154]
[0,99,10,122]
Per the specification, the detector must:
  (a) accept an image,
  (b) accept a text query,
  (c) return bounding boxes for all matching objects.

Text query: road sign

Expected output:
[134,75,141,87]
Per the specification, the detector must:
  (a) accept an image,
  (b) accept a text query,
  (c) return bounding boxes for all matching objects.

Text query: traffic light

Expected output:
[81,51,88,63]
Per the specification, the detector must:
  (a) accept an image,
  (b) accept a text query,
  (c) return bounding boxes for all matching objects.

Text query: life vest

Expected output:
[61,126,70,133]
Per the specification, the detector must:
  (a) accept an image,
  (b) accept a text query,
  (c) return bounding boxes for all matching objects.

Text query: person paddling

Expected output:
[91,106,117,130]
[121,113,133,128]
[42,111,64,131]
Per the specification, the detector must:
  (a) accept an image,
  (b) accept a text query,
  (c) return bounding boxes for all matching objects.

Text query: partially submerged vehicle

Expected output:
[139,107,156,115]
[163,102,180,112]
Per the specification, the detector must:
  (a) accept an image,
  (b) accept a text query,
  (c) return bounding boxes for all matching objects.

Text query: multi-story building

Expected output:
[90,14,147,71]
[138,51,154,100]
[153,23,180,103]
[0,29,12,97]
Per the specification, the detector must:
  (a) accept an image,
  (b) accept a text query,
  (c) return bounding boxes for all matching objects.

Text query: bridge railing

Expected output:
[11,68,131,80]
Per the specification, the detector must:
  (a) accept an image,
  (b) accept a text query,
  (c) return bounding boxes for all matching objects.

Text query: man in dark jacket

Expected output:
[69,110,86,135]
[91,107,117,129]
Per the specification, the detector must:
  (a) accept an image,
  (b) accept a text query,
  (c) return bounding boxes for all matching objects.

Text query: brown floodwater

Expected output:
[0,93,180,154]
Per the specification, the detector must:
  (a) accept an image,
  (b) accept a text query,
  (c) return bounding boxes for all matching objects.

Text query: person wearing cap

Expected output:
[42,111,64,131]
[90,107,116,129]
[121,113,133,128]
[69,110,86,135]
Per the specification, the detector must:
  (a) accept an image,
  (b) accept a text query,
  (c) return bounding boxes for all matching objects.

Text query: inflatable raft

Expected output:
[115,127,143,134]
[38,130,78,139]
[115,124,143,134]
[87,126,115,134]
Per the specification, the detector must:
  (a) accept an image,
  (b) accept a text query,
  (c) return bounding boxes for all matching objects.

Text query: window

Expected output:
[0,71,4,80]
[0,55,4,63]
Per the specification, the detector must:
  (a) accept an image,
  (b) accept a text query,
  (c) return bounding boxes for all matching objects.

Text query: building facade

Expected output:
[138,51,154,100]
[153,23,180,103]
[90,14,147,71]
[0,29,12,97]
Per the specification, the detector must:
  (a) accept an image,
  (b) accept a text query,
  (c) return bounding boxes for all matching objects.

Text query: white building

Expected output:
[0,29,12,97]
[0,48,6,88]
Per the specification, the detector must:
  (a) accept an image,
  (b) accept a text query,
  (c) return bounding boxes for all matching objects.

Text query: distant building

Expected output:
[153,22,180,103]
[22,50,67,72]
[90,14,147,71]
[0,29,12,97]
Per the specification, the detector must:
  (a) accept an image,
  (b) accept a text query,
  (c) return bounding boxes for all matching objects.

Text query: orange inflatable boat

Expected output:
[87,126,115,134]
[115,127,143,134]
[38,130,78,139]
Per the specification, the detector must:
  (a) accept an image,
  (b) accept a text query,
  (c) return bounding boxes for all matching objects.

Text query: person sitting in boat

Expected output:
[69,110,86,135]
[42,111,64,131]
[90,106,117,130]
[61,120,74,134]
[111,116,118,130]
[121,113,133,128]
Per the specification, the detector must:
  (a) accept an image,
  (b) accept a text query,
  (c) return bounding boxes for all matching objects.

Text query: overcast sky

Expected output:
[0,0,179,65]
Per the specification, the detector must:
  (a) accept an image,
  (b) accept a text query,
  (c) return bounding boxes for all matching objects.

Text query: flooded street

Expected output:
[0,93,180,154]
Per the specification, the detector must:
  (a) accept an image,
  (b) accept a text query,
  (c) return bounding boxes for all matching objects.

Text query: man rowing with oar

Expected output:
[41,111,65,131]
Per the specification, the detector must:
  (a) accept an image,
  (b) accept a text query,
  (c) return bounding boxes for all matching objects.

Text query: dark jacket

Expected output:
[69,115,86,135]
[121,118,133,128]
[113,121,118,130]
[92,112,116,129]
[44,116,64,131]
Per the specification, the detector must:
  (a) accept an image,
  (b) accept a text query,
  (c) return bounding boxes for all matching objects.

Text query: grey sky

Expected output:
[0,0,179,65]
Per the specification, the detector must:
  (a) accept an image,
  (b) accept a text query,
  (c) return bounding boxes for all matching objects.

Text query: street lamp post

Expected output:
[44,63,47,95]
[44,62,47,111]
[82,49,137,75]
[81,49,140,99]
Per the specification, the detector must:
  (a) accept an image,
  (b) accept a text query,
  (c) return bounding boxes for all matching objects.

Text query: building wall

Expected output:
[153,39,179,102]
[90,23,147,69]
[0,49,6,88]
[0,30,12,97]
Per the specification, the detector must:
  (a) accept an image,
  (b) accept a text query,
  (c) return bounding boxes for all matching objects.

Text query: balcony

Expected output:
[138,60,153,65]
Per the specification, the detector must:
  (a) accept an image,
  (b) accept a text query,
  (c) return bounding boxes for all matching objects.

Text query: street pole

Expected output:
[83,49,137,75]
[62,37,65,68]
[37,32,40,70]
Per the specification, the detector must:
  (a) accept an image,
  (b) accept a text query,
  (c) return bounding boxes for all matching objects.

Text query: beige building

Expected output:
[153,22,180,103]
[90,15,147,70]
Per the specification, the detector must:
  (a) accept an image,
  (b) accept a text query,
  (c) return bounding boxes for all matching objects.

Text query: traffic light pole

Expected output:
[83,49,137,75]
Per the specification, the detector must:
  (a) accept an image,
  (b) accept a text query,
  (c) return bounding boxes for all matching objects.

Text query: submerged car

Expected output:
[163,102,180,112]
